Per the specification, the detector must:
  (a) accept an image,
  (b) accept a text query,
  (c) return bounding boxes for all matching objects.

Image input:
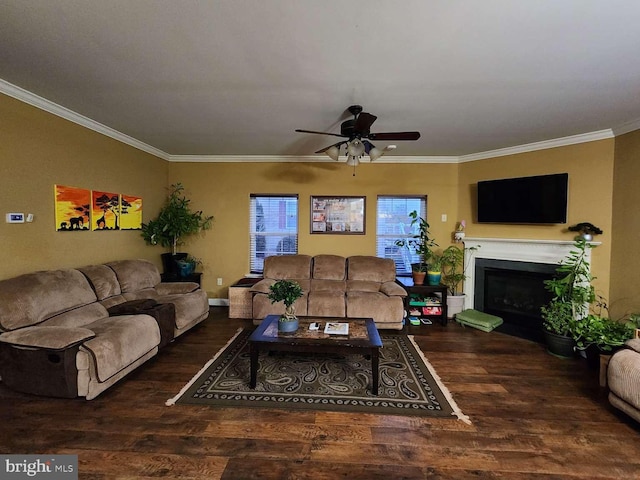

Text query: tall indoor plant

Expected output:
[441,245,478,318]
[395,210,438,285]
[540,238,595,358]
[141,183,213,276]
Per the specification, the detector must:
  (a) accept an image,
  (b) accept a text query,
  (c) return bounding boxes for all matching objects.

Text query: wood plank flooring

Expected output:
[1,307,639,479]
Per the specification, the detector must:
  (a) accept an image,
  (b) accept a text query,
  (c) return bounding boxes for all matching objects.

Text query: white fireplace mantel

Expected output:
[462,237,599,310]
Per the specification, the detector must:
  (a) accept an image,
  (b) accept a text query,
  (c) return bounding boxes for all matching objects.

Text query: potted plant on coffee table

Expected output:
[141,183,213,278]
[267,280,304,333]
[441,245,479,319]
[395,210,438,285]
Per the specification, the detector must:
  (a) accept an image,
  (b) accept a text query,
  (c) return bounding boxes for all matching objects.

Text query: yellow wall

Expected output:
[457,139,616,303]
[168,161,459,298]
[0,93,168,278]
[610,129,640,318]
[3,90,633,316]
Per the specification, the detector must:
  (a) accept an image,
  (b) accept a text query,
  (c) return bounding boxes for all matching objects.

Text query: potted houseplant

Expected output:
[426,252,443,286]
[441,245,479,318]
[267,279,304,332]
[141,183,213,277]
[395,210,438,285]
[175,255,202,278]
[540,238,595,358]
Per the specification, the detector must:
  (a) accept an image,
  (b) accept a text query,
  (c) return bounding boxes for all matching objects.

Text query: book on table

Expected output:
[324,322,349,335]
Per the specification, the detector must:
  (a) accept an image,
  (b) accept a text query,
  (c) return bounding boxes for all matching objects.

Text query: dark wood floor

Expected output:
[1,307,639,479]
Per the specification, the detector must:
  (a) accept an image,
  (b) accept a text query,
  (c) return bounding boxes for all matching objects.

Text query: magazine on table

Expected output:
[324,322,349,335]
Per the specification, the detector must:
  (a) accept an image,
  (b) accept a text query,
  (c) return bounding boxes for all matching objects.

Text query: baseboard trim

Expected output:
[209,298,229,307]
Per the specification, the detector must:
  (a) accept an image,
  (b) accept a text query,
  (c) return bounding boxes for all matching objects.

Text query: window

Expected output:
[376,196,427,275]
[250,194,298,273]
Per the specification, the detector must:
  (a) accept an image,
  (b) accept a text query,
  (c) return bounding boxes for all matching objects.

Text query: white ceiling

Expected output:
[2,1,640,160]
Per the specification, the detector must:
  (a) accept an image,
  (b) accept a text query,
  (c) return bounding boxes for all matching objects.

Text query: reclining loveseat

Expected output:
[0,259,209,399]
[250,254,407,329]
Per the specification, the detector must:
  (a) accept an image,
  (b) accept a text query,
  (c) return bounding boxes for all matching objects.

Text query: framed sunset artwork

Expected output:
[120,194,143,230]
[92,190,120,230]
[54,185,91,231]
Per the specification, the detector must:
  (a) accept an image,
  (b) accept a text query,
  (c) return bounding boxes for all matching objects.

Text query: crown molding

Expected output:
[612,117,640,136]
[167,154,459,163]
[0,78,169,160]
[3,77,637,165]
[458,129,615,163]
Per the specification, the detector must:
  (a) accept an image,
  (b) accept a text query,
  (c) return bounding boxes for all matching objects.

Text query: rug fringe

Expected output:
[165,328,244,406]
[407,335,472,425]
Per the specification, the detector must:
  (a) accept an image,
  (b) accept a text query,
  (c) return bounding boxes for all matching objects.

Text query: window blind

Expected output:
[249,194,299,273]
[376,196,427,275]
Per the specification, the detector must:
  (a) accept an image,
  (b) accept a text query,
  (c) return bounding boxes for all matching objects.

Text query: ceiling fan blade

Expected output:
[368,131,421,141]
[355,112,377,132]
[315,141,346,154]
[295,129,347,138]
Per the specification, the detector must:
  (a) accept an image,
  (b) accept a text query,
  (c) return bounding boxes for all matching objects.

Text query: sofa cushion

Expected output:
[311,279,346,292]
[82,315,160,382]
[107,259,161,293]
[346,291,404,325]
[308,291,346,317]
[347,256,396,283]
[156,289,209,329]
[312,255,346,280]
[78,264,122,300]
[43,303,110,328]
[0,326,96,350]
[263,255,312,280]
[0,269,97,332]
[347,280,382,293]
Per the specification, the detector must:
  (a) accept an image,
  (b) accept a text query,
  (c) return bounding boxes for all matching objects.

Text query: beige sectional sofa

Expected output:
[0,259,209,399]
[607,339,640,422]
[250,254,407,329]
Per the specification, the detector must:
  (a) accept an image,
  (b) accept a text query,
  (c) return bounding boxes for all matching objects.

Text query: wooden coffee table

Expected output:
[248,315,383,395]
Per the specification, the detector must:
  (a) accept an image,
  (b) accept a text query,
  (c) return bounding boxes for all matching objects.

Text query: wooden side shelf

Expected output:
[396,277,448,326]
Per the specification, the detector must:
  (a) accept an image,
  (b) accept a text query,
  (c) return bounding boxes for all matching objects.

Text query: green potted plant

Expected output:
[395,210,438,285]
[441,245,479,318]
[267,280,304,332]
[426,252,443,286]
[141,183,213,277]
[540,238,596,358]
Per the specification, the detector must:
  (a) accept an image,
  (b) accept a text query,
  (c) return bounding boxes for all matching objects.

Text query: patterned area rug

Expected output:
[167,329,469,422]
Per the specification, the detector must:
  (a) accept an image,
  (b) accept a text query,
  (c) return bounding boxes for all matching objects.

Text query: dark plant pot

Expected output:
[544,330,576,358]
[161,252,188,278]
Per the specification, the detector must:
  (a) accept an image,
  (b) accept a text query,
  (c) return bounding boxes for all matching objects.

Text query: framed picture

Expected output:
[310,196,365,234]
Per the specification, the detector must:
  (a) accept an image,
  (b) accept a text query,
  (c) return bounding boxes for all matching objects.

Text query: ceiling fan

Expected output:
[295,105,421,167]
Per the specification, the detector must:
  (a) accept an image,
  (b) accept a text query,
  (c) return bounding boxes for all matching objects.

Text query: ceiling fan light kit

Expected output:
[295,105,420,175]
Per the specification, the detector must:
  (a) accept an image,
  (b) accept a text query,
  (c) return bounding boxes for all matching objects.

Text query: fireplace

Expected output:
[462,238,597,342]
[474,258,557,342]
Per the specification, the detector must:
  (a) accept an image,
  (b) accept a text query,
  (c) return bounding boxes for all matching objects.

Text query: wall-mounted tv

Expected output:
[477,173,568,224]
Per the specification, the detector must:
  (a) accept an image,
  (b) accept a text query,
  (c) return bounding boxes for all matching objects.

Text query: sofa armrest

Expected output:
[380,281,407,297]
[250,278,276,294]
[624,338,640,354]
[0,326,95,350]
[155,282,199,295]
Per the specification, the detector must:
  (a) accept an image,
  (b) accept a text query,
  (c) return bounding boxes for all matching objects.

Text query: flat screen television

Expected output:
[477,173,568,224]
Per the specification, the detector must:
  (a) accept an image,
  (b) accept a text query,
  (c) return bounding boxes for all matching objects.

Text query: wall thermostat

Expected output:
[6,213,25,223]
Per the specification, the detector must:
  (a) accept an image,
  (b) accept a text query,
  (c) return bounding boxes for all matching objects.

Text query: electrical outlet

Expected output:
[441,214,447,222]
[217,277,223,286]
